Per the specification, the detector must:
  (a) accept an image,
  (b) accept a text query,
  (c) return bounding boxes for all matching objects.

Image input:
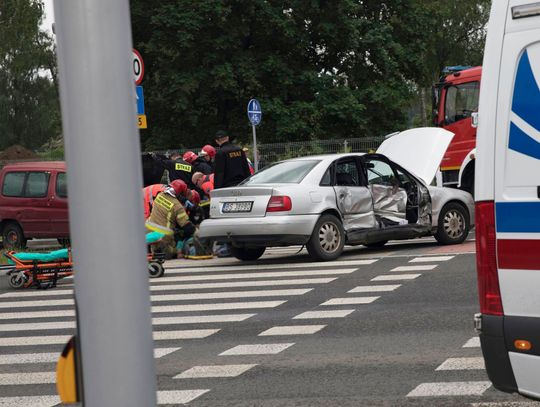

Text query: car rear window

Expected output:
[2,172,26,197]
[242,160,320,184]
[25,172,50,197]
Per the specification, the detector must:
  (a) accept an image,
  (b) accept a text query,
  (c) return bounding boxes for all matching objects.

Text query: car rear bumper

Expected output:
[198,214,318,246]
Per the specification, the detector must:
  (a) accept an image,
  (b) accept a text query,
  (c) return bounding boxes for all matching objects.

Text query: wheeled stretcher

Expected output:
[1,232,167,289]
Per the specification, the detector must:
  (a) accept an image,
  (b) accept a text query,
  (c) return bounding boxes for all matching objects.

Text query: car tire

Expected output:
[364,240,388,248]
[306,214,345,261]
[2,222,27,250]
[434,202,469,245]
[231,246,266,261]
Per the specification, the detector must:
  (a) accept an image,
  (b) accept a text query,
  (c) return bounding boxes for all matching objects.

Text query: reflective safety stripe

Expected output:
[175,163,192,172]
[177,212,189,226]
[155,194,174,211]
[145,221,174,235]
[199,200,210,207]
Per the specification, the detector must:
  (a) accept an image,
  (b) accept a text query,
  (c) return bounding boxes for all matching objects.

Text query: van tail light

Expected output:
[266,196,292,212]
[475,201,503,316]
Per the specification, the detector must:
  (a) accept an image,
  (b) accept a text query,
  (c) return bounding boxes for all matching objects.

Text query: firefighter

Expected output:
[193,145,215,174]
[143,180,188,219]
[192,172,214,197]
[145,181,196,259]
[155,152,194,186]
[213,130,251,189]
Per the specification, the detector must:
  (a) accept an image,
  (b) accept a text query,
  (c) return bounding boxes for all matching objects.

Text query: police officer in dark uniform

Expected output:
[213,130,252,189]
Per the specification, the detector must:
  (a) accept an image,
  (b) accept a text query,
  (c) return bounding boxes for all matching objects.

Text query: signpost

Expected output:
[247,99,262,171]
[136,85,147,129]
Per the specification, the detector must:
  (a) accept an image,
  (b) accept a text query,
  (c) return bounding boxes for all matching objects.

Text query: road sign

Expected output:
[247,99,262,126]
[137,115,147,129]
[136,86,145,115]
[133,49,144,85]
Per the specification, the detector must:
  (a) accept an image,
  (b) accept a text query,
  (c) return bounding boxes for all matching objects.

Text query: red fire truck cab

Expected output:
[432,66,482,195]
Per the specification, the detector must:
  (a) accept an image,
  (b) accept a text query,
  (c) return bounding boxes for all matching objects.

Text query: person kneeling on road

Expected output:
[145,182,196,259]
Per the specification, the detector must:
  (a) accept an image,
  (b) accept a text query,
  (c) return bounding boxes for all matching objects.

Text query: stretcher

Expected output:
[1,232,167,289]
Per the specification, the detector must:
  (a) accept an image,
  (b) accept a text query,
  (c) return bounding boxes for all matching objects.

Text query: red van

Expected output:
[0,161,69,249]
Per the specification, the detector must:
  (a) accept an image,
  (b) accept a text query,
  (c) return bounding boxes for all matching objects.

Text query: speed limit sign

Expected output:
[133,49,144,85]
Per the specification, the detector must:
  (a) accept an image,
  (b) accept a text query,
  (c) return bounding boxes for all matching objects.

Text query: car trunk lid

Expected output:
[376,127,455,185]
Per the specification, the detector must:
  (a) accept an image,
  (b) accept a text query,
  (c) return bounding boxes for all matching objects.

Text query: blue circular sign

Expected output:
[247,99,262,126]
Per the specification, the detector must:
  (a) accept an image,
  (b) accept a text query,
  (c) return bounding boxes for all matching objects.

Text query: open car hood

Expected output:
[376,127,455,185]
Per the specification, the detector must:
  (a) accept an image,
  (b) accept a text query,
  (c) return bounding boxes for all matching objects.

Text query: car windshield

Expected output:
[242,160,320,184]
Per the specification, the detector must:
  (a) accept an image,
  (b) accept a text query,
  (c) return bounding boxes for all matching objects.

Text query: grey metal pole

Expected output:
[53,1,157,406]
[252,124,259,172]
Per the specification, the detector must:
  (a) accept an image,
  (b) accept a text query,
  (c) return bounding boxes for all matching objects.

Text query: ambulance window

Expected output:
[444,82,480,124]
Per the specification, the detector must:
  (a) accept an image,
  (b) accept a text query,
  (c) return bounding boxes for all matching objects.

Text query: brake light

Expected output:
[266,196,292,212]
[475,201,503,316]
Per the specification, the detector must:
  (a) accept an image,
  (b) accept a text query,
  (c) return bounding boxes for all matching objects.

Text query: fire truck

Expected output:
[432,65,482,195]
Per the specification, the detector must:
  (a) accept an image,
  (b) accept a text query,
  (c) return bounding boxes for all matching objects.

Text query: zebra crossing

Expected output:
[0,257,378,406]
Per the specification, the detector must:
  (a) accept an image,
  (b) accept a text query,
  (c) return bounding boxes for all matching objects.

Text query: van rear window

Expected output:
[2,172,26,197]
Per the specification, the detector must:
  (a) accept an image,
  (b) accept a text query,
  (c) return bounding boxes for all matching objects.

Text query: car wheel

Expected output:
[230,246,266,261]
[2,223,27,250]
[306,214,345,261]
[434,202,469,245]
[364,240,388,248]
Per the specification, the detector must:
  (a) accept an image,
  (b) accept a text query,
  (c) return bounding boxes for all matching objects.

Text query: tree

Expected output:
[0,0,60,151]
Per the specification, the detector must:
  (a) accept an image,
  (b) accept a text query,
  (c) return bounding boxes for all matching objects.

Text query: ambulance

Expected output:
[475,1,540,400]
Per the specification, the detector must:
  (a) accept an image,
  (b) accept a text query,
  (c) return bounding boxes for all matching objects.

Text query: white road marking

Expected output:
[166,259,377,274]
[471,402,540,406]
[407,381,491,397]
[151,300,286,313]
[0,396,60,406]
[0,310,75,320]
[391,265,437,272]
[0,299,74,308]
[0,335,71,347]
[152,314,255,325]
[435,357,486,370]
[220,343,295,356]
[0,321,76,331]
[258,325,326,336]
[157,390,210,404]
[463,337,481,348]
[371,274,421,281]
[0,352,58,365]
[436,357,485,371]
[0,289,73,298]
[348,285,401,293]
[150,288,312,302]
[174,364,257,379]
[293,310,355,319]
[156,268,358,283]
[0,372,55,385]
[154,347,181,358]
[153,329,219,340]
[150,278,337,291]
[409,256,454,263]
[320,297,379,306]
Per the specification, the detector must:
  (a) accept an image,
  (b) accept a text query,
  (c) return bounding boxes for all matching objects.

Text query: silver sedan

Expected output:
[199,128,474,261]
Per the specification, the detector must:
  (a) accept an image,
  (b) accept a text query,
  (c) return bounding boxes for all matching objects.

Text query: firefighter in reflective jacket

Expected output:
[143,180,186,219]
[145,183,196,258]
[192,172,214,196]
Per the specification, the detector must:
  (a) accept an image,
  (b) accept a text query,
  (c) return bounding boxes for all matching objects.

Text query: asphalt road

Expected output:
[0,236,537,406]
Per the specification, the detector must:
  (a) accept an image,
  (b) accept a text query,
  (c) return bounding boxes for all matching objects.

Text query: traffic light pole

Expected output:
[53,0,157,406]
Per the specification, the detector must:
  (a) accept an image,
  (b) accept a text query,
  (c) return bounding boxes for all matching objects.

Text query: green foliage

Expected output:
[131,0,489,149]
[0,0,60,151]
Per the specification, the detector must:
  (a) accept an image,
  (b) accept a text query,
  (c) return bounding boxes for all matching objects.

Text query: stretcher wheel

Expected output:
[8,273,28,289]
[148,262,165,278]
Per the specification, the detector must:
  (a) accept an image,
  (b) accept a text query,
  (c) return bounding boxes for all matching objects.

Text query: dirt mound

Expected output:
[0,145,38,161]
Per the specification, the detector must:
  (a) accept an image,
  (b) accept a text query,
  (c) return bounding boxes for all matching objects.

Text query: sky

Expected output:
[42,0,55,34]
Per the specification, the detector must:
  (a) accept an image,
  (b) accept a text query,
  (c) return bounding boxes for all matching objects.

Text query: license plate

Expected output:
[222,201,253,213]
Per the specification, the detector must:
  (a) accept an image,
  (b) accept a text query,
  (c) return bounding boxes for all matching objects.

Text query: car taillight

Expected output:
[266,196,292,212]
[475,201,503,316]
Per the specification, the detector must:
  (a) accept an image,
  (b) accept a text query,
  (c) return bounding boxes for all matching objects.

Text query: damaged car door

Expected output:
[332,157,376,232]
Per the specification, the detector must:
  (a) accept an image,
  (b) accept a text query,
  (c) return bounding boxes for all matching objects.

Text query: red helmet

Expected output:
[201,145,216,159]
[170,179,187,196]
[183,151,197,164]
[188,190,200,205]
